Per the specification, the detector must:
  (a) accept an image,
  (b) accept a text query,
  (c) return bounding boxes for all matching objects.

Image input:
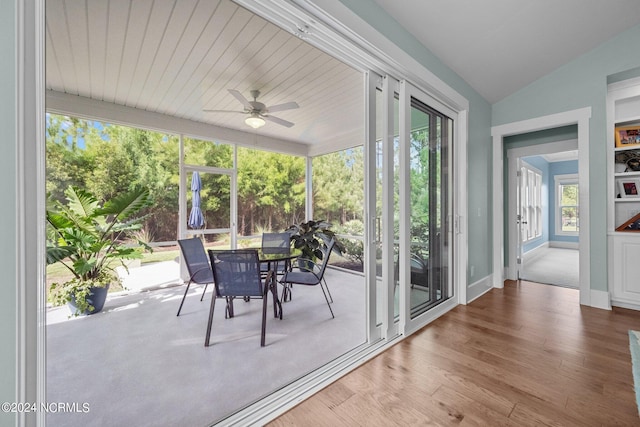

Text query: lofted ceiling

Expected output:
[372,0,640,103]
[45,0,364,149]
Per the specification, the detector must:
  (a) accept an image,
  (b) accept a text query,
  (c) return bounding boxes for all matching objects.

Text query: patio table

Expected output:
[257,248,301,319]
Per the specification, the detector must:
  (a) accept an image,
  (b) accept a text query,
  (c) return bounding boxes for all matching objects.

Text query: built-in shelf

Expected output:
[615,197,640,202]
[608,79,640,310]
[615,172,640,177]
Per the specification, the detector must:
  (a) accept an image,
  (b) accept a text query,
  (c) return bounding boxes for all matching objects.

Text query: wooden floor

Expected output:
[269,281,640,426]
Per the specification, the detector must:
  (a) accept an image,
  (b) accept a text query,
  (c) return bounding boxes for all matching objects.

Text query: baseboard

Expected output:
[590,289,612,310]
[523,241,550,262]
[611,299,640,311]
[467,274,493,303]
[549,241,579,249]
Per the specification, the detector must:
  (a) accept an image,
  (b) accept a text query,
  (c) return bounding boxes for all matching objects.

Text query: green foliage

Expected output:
[45,114,367,245]
[237,147,306,234]
[287,220,344,262]
[334,220,365,266]
[312,148,364,224]
[46,186,153,314]
[49,275,111,315]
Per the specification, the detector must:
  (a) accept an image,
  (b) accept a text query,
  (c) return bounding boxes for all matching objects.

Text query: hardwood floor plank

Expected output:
[268,281,640,426]
[508,402,587,427]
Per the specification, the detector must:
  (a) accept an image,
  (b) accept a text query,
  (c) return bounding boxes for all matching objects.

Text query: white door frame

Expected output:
[492,108,592,306]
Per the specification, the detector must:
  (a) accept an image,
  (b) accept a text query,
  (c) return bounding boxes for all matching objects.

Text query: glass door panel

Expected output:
[372,75,402,338]
[400,82,454,331]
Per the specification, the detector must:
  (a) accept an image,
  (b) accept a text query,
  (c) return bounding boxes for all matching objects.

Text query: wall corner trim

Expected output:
[589,289,612,310]
[467,274,494,304]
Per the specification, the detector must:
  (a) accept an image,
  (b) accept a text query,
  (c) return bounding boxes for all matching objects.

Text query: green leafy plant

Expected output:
[334,219,365,267]
[287,220,344,262]
[47,186,153,315]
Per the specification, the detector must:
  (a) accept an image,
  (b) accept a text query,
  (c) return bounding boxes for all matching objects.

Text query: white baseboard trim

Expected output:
[549,241,579,249]
[523,241,550,262]
[467,274,494,303]
[590,289,612,310]
[611,300,640,311]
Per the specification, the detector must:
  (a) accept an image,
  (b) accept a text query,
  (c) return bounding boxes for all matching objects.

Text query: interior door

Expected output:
[515,158,525,279]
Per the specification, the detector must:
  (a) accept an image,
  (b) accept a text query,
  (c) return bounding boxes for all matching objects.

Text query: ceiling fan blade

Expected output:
[266,101,299,113]
[202,109,244,114]
[228,89,252,109]
[263,115,294,128]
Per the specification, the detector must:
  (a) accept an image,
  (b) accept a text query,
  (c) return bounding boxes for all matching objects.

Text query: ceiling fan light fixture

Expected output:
[245,115,265,129]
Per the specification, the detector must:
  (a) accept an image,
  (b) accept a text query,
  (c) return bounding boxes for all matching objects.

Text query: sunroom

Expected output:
[42,0,469,425]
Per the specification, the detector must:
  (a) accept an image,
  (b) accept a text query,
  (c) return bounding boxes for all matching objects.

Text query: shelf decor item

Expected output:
[616,212,640,232]
[615,125,640,148]
[618,179,640,198]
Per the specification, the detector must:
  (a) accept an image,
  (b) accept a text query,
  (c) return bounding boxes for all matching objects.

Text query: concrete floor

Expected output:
[46,268,366,426]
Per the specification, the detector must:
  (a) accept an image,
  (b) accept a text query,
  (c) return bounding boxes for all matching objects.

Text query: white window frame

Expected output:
[520,162,543,242]
[555,173,579,236]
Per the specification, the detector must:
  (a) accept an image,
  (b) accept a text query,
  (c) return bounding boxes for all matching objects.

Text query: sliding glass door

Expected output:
[399,82,455,334]
[368,76,456,338]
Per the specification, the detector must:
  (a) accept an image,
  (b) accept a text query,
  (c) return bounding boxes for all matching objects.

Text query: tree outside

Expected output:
[46,114,366,272]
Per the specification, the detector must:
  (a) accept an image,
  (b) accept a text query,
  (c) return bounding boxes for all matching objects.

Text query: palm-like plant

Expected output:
[47,186,153,314]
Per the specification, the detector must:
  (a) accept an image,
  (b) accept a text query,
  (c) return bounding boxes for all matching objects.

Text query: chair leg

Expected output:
[260,292,268,347]
[176,280,192,316]
[200,283,209,301]
[225,297,235,318]
[204,296,217,347]
[322,278,333,303]
[320,282,335,318]
[281,283,292,302]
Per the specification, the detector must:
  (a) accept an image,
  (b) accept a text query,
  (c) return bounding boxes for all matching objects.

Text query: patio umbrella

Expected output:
[188,172,204,229]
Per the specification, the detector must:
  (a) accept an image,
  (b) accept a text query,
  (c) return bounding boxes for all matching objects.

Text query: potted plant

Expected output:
[46,186,153,316]
[286,220,344,267]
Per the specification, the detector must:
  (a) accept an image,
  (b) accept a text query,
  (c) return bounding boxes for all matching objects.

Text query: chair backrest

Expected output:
[178,238,213,284]
[261,232,291,254]
[208,249,263,297]
[316,238,336,278]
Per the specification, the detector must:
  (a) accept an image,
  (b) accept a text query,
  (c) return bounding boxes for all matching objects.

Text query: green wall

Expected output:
[0,0,17,425]
[493,24,640,292]
[338,0,494,284]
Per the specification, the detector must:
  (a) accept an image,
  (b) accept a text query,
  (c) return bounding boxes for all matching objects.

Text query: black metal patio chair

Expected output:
[260,232,292,278]
[176,237,213,316]
[279,238,336,318]
[205,249,275,347]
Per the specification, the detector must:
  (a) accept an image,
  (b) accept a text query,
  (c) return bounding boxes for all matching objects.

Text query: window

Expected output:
[520,163,542,242]
[555,174,579,235]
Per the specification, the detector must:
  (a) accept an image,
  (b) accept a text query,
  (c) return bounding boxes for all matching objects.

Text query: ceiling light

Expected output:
[245,115,265,129]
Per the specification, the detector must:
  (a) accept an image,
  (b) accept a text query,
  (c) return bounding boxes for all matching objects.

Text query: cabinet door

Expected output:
[612,234,640,306]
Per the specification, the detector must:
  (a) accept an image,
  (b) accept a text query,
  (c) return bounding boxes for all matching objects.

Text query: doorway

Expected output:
[507,140,580,288]
[491,107,592,306]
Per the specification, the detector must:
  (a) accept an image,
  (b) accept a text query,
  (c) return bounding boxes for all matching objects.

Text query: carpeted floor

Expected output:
[630,330,640,415]
[521,247,579,288]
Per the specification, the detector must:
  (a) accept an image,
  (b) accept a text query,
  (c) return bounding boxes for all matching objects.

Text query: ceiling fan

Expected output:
[204,89,299,129]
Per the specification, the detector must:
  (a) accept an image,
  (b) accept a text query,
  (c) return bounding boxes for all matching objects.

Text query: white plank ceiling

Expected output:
[45,0,365,150]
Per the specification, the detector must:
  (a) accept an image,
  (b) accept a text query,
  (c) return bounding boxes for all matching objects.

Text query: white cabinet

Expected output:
[611,233,640,307]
